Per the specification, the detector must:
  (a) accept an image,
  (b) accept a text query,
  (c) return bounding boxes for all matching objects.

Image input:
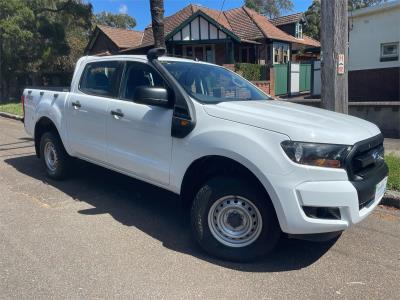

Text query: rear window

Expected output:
[79,61,122,97]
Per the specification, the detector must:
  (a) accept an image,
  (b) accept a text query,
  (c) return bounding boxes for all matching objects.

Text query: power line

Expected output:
[217,0,226,23]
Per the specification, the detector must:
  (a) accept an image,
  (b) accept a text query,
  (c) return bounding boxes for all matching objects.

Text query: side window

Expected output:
[121,62,166,101]
[79,61,122,97]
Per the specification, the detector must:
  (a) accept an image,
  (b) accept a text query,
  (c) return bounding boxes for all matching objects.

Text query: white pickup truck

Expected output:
[23,48,388,261]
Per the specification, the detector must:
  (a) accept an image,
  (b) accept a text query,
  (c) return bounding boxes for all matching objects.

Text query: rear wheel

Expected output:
[191,177,280,262]
[40,132,70,179]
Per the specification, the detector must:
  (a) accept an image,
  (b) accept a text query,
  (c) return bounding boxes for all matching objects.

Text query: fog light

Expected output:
[303,206,341,220]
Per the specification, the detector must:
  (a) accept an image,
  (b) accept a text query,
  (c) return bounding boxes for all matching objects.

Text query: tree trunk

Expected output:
[150,0,165,48]
[320,0,348,114]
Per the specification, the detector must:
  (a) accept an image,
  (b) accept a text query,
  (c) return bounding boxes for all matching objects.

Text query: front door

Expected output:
[106,61,173,186]
[67,60,122,163]
[194,47,204,61]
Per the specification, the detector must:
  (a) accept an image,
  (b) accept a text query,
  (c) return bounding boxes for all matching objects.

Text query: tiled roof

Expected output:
[141,4,233,47]
[242,7,299,42]
[127,5,320,50]
[97,25,143,49]
[224,7,264,40]
[295,35,321,47]
[270,12,304,26]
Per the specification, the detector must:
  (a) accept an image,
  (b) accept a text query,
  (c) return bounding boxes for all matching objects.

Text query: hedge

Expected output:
[234,63,266,81]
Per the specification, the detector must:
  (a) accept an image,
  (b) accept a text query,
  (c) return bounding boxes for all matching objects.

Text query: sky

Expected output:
[87,0,313,30]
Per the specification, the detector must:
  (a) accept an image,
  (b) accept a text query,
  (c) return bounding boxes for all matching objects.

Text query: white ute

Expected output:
[23,48,388,261]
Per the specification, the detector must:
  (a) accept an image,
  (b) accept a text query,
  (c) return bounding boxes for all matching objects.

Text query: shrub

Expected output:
[234,63,263,81]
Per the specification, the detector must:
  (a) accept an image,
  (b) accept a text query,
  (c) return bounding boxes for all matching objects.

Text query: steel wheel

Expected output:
[44,141,58,172]
[208,195,263,248]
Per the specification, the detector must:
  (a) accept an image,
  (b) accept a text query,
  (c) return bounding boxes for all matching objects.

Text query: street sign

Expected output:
[337,54,345,75]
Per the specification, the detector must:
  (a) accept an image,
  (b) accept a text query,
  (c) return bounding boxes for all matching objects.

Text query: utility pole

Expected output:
[320,0,348,114]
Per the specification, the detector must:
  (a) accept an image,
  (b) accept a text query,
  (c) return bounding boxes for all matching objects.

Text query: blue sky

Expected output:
[87,0,313,30]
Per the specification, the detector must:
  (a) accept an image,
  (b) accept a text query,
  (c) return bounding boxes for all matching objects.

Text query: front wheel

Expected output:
[191,177,281,262]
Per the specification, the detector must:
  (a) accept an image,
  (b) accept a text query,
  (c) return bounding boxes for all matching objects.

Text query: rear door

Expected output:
[66,60,123,163]
[106,61,173,186]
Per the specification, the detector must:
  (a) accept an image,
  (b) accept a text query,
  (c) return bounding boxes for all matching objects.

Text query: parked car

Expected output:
[22,48,388,262]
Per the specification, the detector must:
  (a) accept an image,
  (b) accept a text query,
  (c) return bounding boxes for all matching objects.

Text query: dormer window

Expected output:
[295,22,303,39]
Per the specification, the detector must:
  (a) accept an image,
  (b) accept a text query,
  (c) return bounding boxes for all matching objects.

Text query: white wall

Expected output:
[349,4,400,71]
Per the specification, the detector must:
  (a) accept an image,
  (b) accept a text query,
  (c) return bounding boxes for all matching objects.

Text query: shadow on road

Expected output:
[5,154,337,272]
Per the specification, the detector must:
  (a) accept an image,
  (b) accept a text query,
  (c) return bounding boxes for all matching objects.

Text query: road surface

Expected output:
[0,117,399,299]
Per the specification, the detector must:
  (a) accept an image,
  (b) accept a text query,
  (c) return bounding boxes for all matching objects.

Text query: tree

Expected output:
[349,0,388,9]
[0,0,92,101]
[95,12,136,29]
[304,0,388,40]
[304,0,321,40]
[244,0,294,18]
[150,0,165,48]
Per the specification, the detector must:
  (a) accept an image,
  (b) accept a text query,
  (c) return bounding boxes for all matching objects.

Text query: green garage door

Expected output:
[274,64,288,95]
[299,63,312,92]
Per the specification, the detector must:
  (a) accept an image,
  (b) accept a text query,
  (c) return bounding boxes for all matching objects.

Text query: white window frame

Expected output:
[295,22,303,39]
[380,42,399,61]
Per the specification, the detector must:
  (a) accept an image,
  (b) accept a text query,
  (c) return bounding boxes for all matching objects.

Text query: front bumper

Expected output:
[268,163,388,235]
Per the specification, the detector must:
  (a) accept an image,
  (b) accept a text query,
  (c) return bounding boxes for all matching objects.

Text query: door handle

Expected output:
[71,101,81,109]
[111,109,124,119]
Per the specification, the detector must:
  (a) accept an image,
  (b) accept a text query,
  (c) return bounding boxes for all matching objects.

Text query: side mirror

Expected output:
[133,86,169,107]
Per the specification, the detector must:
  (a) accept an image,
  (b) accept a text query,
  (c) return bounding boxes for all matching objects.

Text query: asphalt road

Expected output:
[0,117,399,299]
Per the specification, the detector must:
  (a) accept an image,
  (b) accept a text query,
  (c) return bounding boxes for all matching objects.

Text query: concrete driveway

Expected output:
[0,117,399,299]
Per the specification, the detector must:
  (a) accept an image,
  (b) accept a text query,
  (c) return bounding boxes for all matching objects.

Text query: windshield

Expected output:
[162,61,271,103]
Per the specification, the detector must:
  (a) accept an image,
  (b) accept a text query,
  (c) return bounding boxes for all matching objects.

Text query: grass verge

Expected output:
[386,154,400,191]
[0,102,23,116]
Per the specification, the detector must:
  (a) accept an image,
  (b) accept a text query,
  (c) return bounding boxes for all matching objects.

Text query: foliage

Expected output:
[386,154,400,191]
[234,63,263,81]
[349,0,389,10]
[303,0,388,41]
[244,0,294,18]
[94,12,136,29]
[304,0,321,40]
[0,0,93,101]
[0,101,23,116]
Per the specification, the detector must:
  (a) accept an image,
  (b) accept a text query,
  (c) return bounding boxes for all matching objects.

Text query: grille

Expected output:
[346,134,384,181]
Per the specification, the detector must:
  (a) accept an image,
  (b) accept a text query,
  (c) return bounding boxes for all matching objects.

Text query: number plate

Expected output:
[375,177,388,201]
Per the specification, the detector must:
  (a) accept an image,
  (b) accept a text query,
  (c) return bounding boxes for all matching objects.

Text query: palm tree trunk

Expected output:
[150,0,165,48]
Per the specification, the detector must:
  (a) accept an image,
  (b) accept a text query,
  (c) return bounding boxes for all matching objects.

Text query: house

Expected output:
[87,4,320,67]
[270,13,320,61]
[85,25,144,55]
[348,0,400,101]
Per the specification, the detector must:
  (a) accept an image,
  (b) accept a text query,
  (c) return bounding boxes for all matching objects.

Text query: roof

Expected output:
[137,5,319,50]
[117,4,320,53]
[97,25,143,49]
[270,12,305,26]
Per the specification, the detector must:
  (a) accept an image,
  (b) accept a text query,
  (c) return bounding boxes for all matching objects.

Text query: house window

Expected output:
[295,22,303,39]
[380,42,399,62]
[183,45,215,63]
[241,48,248,63]
[274,48,279,63]
[185,46,193,58]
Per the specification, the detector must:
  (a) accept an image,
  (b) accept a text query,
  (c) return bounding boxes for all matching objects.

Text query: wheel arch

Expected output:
[34,116,62,157]
[180,154,286,231]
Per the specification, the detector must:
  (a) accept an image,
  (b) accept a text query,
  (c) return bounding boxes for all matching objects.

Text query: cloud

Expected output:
[119,4,128,14]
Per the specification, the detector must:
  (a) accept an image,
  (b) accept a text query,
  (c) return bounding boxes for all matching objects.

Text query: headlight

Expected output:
[281,141,352,168]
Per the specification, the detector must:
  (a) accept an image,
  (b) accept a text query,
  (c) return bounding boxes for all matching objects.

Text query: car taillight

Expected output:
[21,94,25,120]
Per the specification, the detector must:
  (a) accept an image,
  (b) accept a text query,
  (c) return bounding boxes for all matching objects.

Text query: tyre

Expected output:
[191,177,281,262]
[40,131,71,180]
